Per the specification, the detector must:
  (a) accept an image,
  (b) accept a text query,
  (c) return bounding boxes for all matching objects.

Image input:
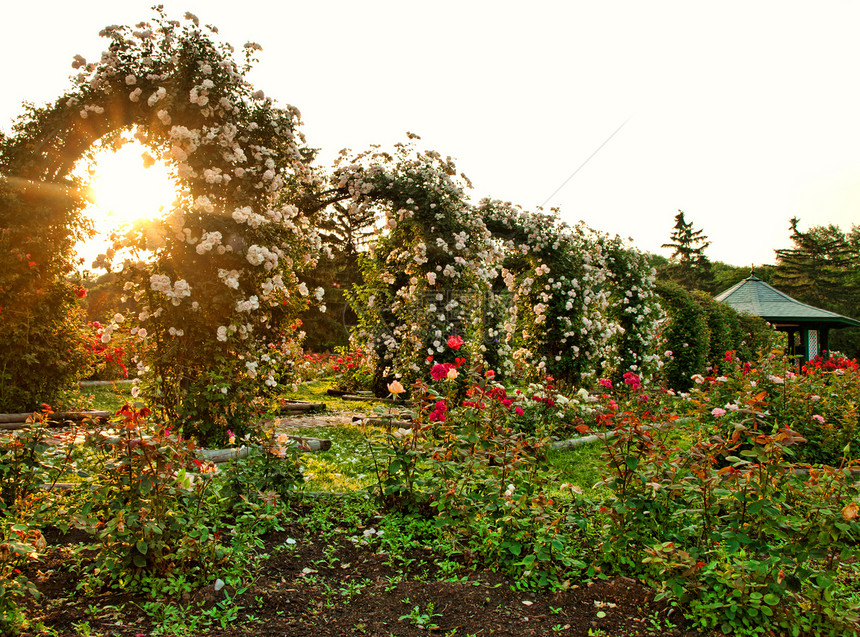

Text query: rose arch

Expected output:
[0,11,317,444]
[326,141,663,392]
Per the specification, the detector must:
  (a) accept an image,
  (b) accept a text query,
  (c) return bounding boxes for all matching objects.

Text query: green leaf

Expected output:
[133,553,147,568]
[508,542,522,556]
[763,593,780,606]
[136,540,148,555]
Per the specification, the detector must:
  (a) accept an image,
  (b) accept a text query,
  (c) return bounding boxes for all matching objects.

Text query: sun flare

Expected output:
[87,141,177,227]
[76,138,178,268]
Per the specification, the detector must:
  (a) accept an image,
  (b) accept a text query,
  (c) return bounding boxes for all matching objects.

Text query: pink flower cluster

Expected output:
[429,400,447,422]
[623,371,641,390]
[431,363,457,381]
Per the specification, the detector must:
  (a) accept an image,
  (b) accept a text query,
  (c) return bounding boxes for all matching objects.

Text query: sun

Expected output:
[87,140,177,227]
[76,137,178,268]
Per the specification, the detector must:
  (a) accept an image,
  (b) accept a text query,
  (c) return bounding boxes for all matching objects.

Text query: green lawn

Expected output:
[81,377,616,496]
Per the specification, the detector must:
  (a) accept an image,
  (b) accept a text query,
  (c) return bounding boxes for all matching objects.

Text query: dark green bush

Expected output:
[0,179,96,412]
[658,282,774,391]
[656,281,710,392]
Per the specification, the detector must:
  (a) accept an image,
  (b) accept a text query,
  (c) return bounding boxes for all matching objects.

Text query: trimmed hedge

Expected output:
[657,282,771,391]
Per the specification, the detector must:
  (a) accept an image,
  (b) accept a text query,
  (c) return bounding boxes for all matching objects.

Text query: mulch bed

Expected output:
[19,519,714,637]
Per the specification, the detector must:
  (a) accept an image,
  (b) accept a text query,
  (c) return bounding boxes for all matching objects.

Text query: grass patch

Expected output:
[546,443,611,500]
[281,424,380,492]
[284,379,376,414]
[76,383,134,413]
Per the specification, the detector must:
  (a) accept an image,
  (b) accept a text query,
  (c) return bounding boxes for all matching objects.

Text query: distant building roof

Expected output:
[714,275,860,328]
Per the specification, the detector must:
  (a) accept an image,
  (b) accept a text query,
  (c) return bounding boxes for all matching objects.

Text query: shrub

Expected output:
[365,363,591,588]
[0,185,97,411]
[67,405,227,583]
[656,281,710,391]
[689,348,860,465]
[657,283,773,392]
[601,356,860,636]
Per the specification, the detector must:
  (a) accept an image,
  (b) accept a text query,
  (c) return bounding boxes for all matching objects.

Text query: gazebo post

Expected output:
[800,328,811,361]
[821,327,830,357]
[785,328,796,359]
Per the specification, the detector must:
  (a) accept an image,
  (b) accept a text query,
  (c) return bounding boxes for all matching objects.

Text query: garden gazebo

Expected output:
[714,275,860,361]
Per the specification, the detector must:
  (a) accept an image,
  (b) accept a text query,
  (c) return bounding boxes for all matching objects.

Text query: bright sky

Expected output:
[2,1,859,267]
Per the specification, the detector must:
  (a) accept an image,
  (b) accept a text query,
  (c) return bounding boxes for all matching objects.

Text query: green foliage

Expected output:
[65,405,228,582]
[774,218,860,358]
[656,281,710,392]
[2,345,859,637]
[693,291,736,368]
[365,364,591,588]
[601,360,860,636]
[734,312,777,363]
[399,601,442,630]
[298,206,370,351]
[218,430,304,507]
[657,282,772,392]
[0,410,68,629]
[0,518,43,634]
[775,218,858,309]
[0,411,55,510]
[0,181,97,411]
[690,349,860,466]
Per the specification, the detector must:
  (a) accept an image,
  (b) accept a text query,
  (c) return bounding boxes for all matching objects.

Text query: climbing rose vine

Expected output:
[1,10,320,443]
[331,139,662,391]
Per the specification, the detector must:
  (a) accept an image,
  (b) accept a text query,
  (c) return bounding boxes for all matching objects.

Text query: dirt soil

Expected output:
[20,519,715,637]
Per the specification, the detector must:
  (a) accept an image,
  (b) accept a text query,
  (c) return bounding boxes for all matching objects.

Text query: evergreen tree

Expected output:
[774,218,860,357]
[660,210,713,290]
[774,217,857,308]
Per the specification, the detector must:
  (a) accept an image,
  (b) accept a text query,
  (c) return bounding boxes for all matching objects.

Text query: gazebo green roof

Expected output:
[714,275,860,328]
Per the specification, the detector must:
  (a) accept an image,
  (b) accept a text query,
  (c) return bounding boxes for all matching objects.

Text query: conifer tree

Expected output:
[774,217,857,308]
[660,210,713,290]
[774,218,860,357]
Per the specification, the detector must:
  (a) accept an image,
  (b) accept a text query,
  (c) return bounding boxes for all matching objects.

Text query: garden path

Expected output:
[265,412,366,430]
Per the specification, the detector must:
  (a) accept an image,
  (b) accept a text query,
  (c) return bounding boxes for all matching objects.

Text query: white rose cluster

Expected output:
[334,145,662,388]
[16,11,325,440]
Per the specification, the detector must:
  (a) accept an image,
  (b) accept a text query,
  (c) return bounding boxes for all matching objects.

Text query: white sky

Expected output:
[2,0,859,267]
